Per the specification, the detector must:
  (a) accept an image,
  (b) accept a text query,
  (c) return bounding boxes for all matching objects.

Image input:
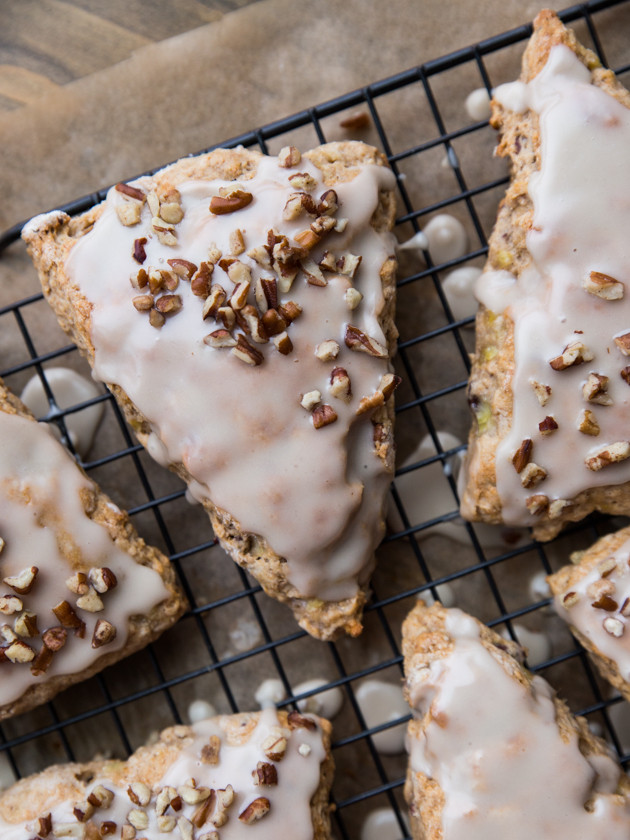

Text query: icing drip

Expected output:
[0,411,170,705]
[406,608,630,839]
[477,46,630,524]
[65,152,397,601]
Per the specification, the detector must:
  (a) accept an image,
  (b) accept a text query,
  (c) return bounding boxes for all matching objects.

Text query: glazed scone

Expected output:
[22,141,398,641]
[0,378,185,721]
[402,602,630,839]
[549,525,630,702]
[0,708,333,840]
[459,10,630,540]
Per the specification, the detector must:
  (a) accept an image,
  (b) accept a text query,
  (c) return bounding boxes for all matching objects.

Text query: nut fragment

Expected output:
[88,567,118,594]
[238,797,270,824]
[178,817,194,840]
[549,340,593,370]
[318,189,338,216]
[230,279,251,311]
[345,288,363,310]
[562,591,579,608]
[239,305,268,344]
[127,809,149,830]
[312,404,338,429]
[5,639,34,663]
[191,263,214,298]
[530,379,552,406]
[204,329,237,349]
[0,594,22,615]
[583,270,624,300]
[548,498,573,519]
[301,257,327,287]
[262,733,287,762]
[38,814,53,837]
[252,762,278,786]
[121,826,136,840]
[217,307,236,330]
[287,710,318,730]
[614,332,630,355]
[511,439,533,474]
[520,462,547,489]
[42,625,68,651]
[345,325,388,358]
[167,259,197,279]
[603,616,625,637]
[88,784,115,809]
[52,600,86,636]
[210,190,253,215]
[337,253,362,278]
[92,619,117,649]
[200,735,221,765]
[585,441,630,471]
[116,182,145,202]
[538,416,558,435]
[31,644,54,676]
[577,409,600,436]
[66,571,89,596]
[116,202,142,227]
[76,587,104,613]
[73,801,94,822]
[155,294,183,315]
[261,309,287,337]
[3,565,38,595]
[133,295,154,312]
[621,366,630,385]
[273,331,293,355]
[525,494,549,516]
[288,172,317,192]
[582,372,613,405]
[157,815,177,832]
[216,786,234,809]
[231,335,264,366]
[278,300,302,323]
[202,285,227,320]
[278,146,302,168]
[179,785,211,806]
[294,228,320,251]
[150,309,166,329]
[315,340,340,361]
[14,610,39,638]
[300,390,322,411]
[329,367,352,403]
[592,593,618,612]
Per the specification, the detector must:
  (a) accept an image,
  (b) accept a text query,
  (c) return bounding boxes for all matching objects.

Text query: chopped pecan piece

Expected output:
[318,189,338,216]
[92,619,117,648]
[5,640,34,663]
[202,285,227,320]
[252,762,278,786]
[577,409,600,436]
[230,279,251,311]
[357,391,384,415]
[30,644,54,675]
[239,305,268,344]
[300,390,322,411]
[520,462,547,489]
[217,306,236,330]
[133,238,147,264]
[261,733,287,761]
[238,797,270,824]
[525,494,549,516]
[73,801,94,822]
[204,329,237,349]
[116,202,142,227]
[287,710,317,730]
[261,308,287,337]
[337,253,362,278]
[14,611,39,638]
[562,591,579,608]
[310,215,336,236]
[586,441,630,471]
[201,735,221,764]
[614,332,630,355]
[315,340,340,361]
[288,172,317,191]
[210,190,253,214]
[150,309,166,329]
[511,439,533,473]
[273,332,293,355]
[100,822,117,835]
[621,366,630,385]
[155,294,183,315]
[603,616,625,637]
[329,367,352,403]
[88,567,117,594]
[278,300,302,323]
[132,295,154,312]
[591,593,618,612]
[295,228,320,251]
[167,258,198,279]
[312,404,338,429]
[538,416,558,435]
[530,379,552,406]
[0,595,22,615]
[230,228,245,255]
[345,325,388,358]
[38,814,53,837]
[42,625,68,651]
[582,372,613,405]
[583,270,624,300]
[88,784,115,808]
[76,587,104,613]
[345,288,363,310]
[191,263,214,298]
[301,257,327,286]
[3,565,38,595]
[549,340,593,370]
[278,146,301,168]
[52,600,86,637]
[191,793,215,828]
[231,335,264,366]
[116,183,145,202]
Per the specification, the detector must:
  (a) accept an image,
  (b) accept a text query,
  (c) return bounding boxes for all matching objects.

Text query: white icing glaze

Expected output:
[20,367,104,457]
[418,583,455,610]
[464,88,492,122]
[65,153,396,602]
[441,266,481,324]
[475,46,630,525]
[0,708,326,840]
[422,215,468,265]
[355,680,408,755]
[254,679,285,709]
[529,569,552,602]
[500,623,551,667]
[361,807,406,840]
[294,678,344,719]
[0,411,170,706]
[188,699,217,724]
[406,607,630,839]
[397,230,429,252]
[492,79,528,114]
[553,536,630,680]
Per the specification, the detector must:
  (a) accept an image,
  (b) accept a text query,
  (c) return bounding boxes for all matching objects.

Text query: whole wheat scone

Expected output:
[459,10,630,540]
[549,525,630,702]
[0,708,333,840]
[402,602,630,838]
[0,377,185,721]
[22,141,398,641]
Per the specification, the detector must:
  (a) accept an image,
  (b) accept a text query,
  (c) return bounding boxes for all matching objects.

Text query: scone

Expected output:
[0,708,333,840]
[402,602,630,839]
[22,141,398,641]
[0,377,185,720]
[549,525,630,701]
[459,10,630,540]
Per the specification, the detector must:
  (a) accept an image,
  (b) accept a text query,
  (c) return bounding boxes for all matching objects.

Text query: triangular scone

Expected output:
[22,141,398,641]
[459,10,630,540]
[549,525,630,702]
[0,708,333,839]
[402,602,630,839]
[0,378,185,720]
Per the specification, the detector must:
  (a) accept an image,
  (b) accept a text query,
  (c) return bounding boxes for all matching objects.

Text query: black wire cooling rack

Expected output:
[2,1,630,837]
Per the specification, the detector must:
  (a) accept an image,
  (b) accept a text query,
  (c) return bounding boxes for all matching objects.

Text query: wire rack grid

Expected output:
[1,1,630,837]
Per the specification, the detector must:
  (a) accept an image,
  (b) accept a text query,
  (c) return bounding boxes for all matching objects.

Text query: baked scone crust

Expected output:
[0,710,334,839]
[460,10,630,541]
[402,601,630,839]
[0,377,186,720]
[22,142,397,641]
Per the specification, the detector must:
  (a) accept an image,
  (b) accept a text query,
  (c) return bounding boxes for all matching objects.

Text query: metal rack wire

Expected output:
[1,1,630,836]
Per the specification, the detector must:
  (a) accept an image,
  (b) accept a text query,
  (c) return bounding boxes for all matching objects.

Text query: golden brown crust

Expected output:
[401,602,630,838]
[460,10,630,540]
[23,142,397,641]
[548,525,630,701]
[0,377,186,720]
[0,711,334,838]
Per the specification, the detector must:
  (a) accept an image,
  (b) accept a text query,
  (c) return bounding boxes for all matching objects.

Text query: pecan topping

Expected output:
[88,785,115,808]
[337,253,362,278]
[150,309,166,329]
[230,279,251,311]
[238,797,270,824]
[345,288,363,310]
[116,183,145,202]
[614,332,630,355]
[526,494,549,516]
[288,172,317,192]
[310,215,336,236]
[583,270,624,300]
[318,189,338,216]
[511,439,533,474]
[261,733,287,761]
[88,567,117,594]
[100,822,117,835]
[520,462,547,489]
[201,735,221,764]
[562,591,579,608]
[582,372,613,405]
[278,301,302,323]
[301,257,327,286]
[155,294,183,315]
[191,793,216,828]
[530,379,552,406]
[591,593,618,612]
[204,329,237,349]
[217,306,236,330]
[585,441,630,471]
[261,308,287,337]
[38,814,53,837]
[273,332,293,355]
[538,416,558,435]
[14,611,38,638]
[287,710,317,730]
[300,390,322,411]
[210,190,253,215]
[168,258,198,279]
[549,341,593,370]
[621,366,630,385]
[231,335,263,366]
[329,367,352,402]
[202,285,227,320]
[73,801,94,822]
[0,595,22,615]
[3,565,38,595]
[5,640,34,663]
[294,228,320,251]
[133,238,147,264]
[577,409,600,436]
[42,625,68,651]
[76,587,104,613]
[315,340,340,362]
[312,404,338,429]
[92,619,117,648]
[230,228,245,255]
[191,263,214,298]
[128,782,151,806]
[278,146,302,168]
[345,325,388,358]
[603,616,625,637]
[239,305,268,344]
[132,295,154,312]
[252,762,278,786]
[52,600,86,637]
